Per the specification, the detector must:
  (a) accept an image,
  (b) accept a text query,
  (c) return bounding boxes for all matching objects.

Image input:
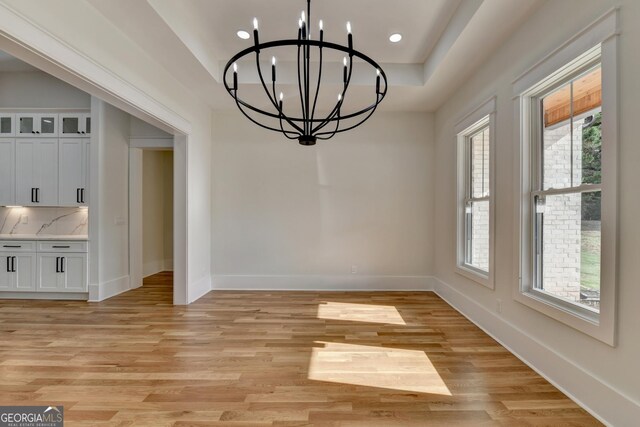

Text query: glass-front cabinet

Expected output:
[16,113,58,136]
[59,113,91,137]
[0,113,15,136]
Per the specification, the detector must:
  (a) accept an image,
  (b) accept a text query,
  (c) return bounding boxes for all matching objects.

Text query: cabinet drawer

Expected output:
[0,241,37,253]
[37,241,87,253]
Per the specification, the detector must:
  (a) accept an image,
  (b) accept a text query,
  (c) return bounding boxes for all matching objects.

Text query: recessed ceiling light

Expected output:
[237,30,250,40]
[389,33,402,43]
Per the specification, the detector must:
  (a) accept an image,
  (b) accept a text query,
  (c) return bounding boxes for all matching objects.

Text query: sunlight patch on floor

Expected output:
[317,301,406,325]
[308,341,452,395]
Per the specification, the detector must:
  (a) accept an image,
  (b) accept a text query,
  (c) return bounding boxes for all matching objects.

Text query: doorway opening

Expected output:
[141,149,174,293]
[128,121,176,301]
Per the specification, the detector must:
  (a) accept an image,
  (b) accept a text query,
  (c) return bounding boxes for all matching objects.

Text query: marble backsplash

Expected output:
[0,207,88,236]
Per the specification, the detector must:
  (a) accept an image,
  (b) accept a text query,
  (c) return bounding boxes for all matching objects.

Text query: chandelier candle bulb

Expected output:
[343,57,348,83]
[272,56,276,81]
[233,62,238,91]
[253,18,259,46]
[347,21,353,50]
[319,20,324,41]
[376,69,381,94]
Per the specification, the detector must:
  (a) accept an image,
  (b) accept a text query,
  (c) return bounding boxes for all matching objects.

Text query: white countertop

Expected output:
[0,234,88,241]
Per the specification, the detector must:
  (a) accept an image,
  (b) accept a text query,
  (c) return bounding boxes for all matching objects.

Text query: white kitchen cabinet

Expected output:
[0,114,15,136]
[16,113,58,137]
[15,138,59,206]
[59,138,89,206]
[0,139,15,205]
[37,253,87,292]
[0,240,88,295]
[0,253,37,292]
[59,113,91,137]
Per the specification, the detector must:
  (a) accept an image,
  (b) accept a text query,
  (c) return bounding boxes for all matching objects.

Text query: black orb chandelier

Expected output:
[223,0,388,146]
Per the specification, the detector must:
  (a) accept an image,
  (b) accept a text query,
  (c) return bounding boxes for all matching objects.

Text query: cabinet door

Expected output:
[38,114,58,136]
[16,139,59,206]
[14,254,36,291]
[83,140,90,204]
[0,255,14,291]
[0,139,15,206]
[15,139,36,205]
[59,114,82,137]
[37,254,62,291]
[60,254,87,292]
[16,114,36,136]
[59,139,84,206]
[35,140,59,205]
[82,114,91,136]
[0,114,15,136]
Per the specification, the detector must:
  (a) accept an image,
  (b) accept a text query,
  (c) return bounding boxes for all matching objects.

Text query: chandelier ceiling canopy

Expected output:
[223,0,388,146]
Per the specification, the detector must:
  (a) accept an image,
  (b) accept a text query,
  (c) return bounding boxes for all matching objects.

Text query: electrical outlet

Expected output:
[351,265,358,274]
[496,299,503,314]
[21,215,28,224]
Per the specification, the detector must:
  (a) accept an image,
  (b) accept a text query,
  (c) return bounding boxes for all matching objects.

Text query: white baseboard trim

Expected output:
[88,275,130,302]
[188,274,211,304]
[431,276,640,427]
[211,275,434,291]
[0,292,87,300]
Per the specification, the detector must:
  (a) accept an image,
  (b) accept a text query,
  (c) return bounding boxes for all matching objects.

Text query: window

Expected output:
[533,65,602,312]
[514,9,618,345]
[455,98,495,288]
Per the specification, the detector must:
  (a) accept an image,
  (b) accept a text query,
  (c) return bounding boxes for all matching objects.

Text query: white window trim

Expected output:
[512,8,619,346]
[455,97,496,289]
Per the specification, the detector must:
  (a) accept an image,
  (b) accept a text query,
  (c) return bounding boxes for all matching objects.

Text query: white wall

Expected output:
[212,112,434,290]
[0,70,90,108]
[433,0,640,424]
[131,116,172,139]
[142,150,173,277]
[92,100,130,298]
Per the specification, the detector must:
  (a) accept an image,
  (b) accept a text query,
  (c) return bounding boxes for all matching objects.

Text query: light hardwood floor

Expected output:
[0,272,601,426]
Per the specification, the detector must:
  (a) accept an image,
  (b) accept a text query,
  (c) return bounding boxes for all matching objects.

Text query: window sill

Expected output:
[514,287,614,346]
[455,264,493,290]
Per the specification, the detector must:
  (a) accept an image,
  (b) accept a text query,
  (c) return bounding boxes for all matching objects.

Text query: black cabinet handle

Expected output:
[11,257,15,273]
[77,188,81,204]
[2,245,21,248]
[81,188,85,204]
[52,246,70,249]
[31,188,35,203]
[6,256,9,273]
[55,257,60,273]
[60,257,65,273]
[35,188,40,203]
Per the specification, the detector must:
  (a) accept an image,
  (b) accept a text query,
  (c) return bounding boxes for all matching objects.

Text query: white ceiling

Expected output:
[14,0,544,113]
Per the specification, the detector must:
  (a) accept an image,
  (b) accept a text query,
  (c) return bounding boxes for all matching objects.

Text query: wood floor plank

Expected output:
[0,272,600,425]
